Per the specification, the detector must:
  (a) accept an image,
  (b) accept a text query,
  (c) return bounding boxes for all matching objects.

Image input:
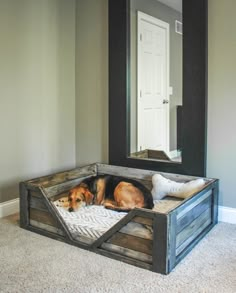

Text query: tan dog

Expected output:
[67,175,154,212]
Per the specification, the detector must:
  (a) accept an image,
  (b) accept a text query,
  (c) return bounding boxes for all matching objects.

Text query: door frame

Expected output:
[137,11,170,153]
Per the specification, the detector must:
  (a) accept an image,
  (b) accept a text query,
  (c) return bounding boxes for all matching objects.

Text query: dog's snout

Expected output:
[68,207,73,212]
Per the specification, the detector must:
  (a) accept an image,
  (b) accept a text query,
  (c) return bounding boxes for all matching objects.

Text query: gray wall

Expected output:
[75,0,108,166]
[130,0,182,153]
[207,0,236,208]
[0,0,76,203]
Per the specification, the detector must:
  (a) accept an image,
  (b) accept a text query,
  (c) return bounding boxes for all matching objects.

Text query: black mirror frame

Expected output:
[109,0,208,177]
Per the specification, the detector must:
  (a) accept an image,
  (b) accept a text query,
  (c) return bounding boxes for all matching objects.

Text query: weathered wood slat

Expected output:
[44,176,92,198]
[71,234,95,245]
[29,208,58,227]
[176,207,212,249]
[29,190,43,198]
[29,219,65,236]
[176,189,212,219]
[27,164,97,188]
[101,242,152,264]
[176,196,211,233]
[107,232,153,255]
[132,216,153,226]
[97,163,212,183]
[119,222,153,240]
[176,217,212,256]
[30,197,48,212]
[152,213,168,274]
[19,182,29,228]
[97,248,152,271]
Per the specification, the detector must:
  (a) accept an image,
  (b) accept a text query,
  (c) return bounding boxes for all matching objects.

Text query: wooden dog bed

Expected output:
[20,163,218,274]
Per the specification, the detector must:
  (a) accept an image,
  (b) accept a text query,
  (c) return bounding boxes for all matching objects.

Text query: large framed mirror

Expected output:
[109,0,208,176]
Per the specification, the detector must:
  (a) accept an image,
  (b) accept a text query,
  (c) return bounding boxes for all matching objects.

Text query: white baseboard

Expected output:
[0,198,19,218]
[218,206,236,224]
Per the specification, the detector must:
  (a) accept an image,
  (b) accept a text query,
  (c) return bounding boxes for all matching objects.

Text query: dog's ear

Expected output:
[84,189,94,205]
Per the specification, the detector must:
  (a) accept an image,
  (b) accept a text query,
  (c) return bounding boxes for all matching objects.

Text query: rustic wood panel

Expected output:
[176,217,212,256]
[27,164,97,188]
[29,190,43,198]
[97,248,152,271]
[29,219,64,236]
[176,196,211,233]
[44,176,92,198]
[152,213,168,274]
[132,216,153,226]
[19,182,29,228]
[107,232,152,255]
[97,163,212,183]
[29,208,58,227]
[176,207,212,249]
[119,222,153,240]
[176,189,212,219]
[101,242,152,264]
[30,197,48,212]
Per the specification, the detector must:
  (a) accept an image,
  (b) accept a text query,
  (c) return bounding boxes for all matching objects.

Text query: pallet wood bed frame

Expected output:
[20,163,218,274]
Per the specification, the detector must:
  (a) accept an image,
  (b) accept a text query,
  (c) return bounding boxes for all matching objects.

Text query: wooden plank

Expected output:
[92,209,137,249]
[132,216,153,226]
[29,208,58,227]
[176,217,212,256]
[19,182,29,228]
[101,242,152,264]
[30,197,48,212]
[29,190,43,198]
[119,222,153,240]
[26,164,97,188]
[97,248,152,271]
[97,163,212,183]
[212,180,219,225]
[167,211,177,273]
[176,189,212,219]
[30,219,65,236]
[152,213,168,274]
[71,235,95,245]
[44,176,92,198]
[176,196,211,233]
[38,187,75,242]
[107,232,152,255]
[176,207,212,249]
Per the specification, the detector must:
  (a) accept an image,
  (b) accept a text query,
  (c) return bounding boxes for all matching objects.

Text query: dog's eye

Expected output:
[76,199,81,202]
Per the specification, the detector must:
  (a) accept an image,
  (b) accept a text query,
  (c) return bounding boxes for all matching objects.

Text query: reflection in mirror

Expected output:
[129,0,182,163]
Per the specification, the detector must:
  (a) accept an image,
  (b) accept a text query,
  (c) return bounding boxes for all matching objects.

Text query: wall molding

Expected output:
[0,198,19,218]
[218,206,236,224]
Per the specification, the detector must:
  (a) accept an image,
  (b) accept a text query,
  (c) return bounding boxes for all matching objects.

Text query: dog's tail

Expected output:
[104,205,132,213]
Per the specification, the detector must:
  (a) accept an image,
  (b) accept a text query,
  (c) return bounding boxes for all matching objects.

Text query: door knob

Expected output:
[163,99,169,104]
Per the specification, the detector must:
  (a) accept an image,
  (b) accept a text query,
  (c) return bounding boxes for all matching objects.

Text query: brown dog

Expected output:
[67,175,154,212]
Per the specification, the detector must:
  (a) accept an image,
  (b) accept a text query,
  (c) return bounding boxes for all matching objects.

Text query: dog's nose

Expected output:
[68,207,73,212]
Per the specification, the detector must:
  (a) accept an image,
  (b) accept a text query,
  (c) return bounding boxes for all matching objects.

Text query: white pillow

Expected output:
[151,174,205,200]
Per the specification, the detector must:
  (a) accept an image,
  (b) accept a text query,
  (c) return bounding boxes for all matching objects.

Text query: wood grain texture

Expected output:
[107,232,153,255]
[101,242,152,264]
[119,222,153,240]
[29,208,58,227]
[176,207,212,250]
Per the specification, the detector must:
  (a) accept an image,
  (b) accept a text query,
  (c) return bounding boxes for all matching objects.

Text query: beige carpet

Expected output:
[0,214,235,293]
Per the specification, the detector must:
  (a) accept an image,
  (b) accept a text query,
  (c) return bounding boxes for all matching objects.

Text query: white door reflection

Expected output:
[129,0,182,163]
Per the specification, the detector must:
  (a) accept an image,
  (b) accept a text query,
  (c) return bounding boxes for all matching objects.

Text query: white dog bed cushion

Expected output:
[151,174,206,200]
[53,203,127,240]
